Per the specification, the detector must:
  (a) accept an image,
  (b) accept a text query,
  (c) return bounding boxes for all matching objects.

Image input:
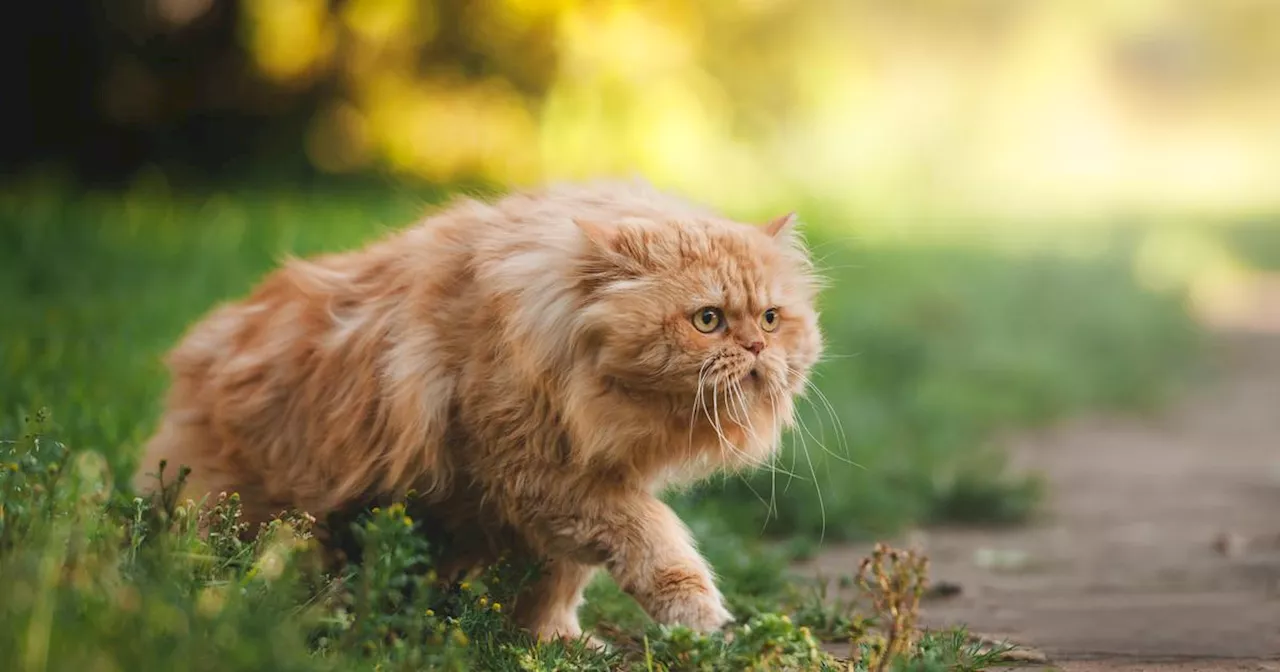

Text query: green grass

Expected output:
[0,176,1202,670]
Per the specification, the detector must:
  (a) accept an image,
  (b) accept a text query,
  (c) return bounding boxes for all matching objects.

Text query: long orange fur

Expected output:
[133,179,823,641]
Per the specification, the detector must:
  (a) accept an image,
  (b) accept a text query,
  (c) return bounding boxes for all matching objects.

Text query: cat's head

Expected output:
[571,211,824,467]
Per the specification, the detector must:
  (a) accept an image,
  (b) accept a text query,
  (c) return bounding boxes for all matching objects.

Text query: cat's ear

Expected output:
[574,218,647,272]
[761,212,799,239]
[573,218,619,251]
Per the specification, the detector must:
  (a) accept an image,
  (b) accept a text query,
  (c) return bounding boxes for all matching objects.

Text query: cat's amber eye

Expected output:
[692,307,724,333]
[760,308,781,332]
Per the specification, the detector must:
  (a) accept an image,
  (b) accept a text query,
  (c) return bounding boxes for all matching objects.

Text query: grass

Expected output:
[0,175,1202,670]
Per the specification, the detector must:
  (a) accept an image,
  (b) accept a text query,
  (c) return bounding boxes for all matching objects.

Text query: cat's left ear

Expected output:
[574,218,618,250]
[574,218,648,273]
[761,212,799,239]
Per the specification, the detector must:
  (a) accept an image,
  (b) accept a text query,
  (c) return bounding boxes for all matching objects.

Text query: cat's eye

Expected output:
[760,308,780,332]
[692,307,723,333]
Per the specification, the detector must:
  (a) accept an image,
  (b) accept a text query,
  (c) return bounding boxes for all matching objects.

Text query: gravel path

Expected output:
[798,277,1280,669]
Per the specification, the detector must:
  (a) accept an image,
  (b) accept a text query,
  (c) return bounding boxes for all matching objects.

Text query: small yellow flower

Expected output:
[196,587,226,618]
[478,596,488,608]
[402,516,413,527]
[452,629,469,647]
[491,602,502,613]
[460,581,471,591]
[371,507,381,514]
[425,609,435,617]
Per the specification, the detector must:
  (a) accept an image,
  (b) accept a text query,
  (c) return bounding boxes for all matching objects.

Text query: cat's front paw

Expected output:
[677,596,734,634]
[648,569,734,634]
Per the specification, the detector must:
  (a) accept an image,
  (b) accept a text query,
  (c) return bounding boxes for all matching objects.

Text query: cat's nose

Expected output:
[742,340,765,356]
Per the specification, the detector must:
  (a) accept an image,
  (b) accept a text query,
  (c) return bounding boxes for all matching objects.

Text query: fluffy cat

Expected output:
[132,179,823,641]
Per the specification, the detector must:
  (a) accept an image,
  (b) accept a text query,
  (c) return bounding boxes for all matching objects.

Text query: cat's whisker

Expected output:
[695,376,733,487]
[733,475,773,511]
[705,381,736,462]
[786,366,861,469]
[688,359,714,450]
[697,385,733,491]
[792,404,828,544]
[707,371,769,488]
[729,381,764,462]
[723,386,743,426]
[728,379,754,434]
[794,393,856,468]
[712,378,797,480]
[731,382,792,478]
[763,384,783,528]
[781,386,808,496]
[703,379,768,502]
[769,373,834,542]
[802,378,857,467]
[816,351,863,362]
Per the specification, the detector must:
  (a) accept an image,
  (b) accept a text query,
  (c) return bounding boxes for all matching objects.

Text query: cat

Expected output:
[132,179,824,642]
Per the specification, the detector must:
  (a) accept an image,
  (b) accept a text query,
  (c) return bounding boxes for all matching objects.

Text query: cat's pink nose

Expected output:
[743,341,765,356]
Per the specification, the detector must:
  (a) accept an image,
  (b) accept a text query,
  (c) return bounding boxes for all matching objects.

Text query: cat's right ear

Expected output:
[761,212,799,239]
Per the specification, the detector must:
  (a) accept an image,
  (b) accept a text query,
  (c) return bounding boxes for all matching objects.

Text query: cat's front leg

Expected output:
[584,496,733,634]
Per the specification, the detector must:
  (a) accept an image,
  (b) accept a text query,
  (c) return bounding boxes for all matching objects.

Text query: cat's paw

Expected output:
[659,592,734,634]
[648,570,734,634]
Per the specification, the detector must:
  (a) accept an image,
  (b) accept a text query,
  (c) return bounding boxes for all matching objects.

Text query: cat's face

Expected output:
[575,214,823,426]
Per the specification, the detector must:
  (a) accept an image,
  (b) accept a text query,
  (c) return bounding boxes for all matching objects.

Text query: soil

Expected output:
[796,276,1280,670]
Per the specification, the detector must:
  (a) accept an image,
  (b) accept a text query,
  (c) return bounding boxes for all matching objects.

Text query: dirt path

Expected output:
[798,277,1280,669]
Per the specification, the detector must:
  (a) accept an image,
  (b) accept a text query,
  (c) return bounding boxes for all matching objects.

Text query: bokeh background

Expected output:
[11,0,1280,220]
[5,2,1280,667]
[4,0,1280,539]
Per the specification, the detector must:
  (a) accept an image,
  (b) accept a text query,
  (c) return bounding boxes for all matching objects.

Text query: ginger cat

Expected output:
[133,179,823,642]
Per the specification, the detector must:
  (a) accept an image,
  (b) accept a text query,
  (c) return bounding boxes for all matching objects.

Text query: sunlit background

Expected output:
[89,0,1280,220]
[2,0,1249,316]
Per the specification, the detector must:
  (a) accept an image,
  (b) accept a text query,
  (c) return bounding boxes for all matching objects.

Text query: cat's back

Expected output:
[164,180,700,369]
[488,179,713,231]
